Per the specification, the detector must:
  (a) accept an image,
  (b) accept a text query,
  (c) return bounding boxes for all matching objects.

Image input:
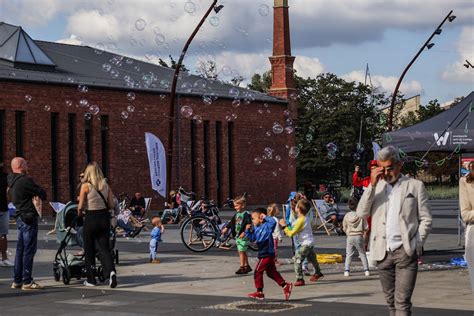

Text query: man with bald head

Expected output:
[7,157,46,290]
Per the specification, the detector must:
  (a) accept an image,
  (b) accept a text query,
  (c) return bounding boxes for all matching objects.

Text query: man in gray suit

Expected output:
[357,146,432,316]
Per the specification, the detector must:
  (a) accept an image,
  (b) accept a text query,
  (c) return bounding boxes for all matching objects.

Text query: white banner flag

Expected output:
[145,132,167,198]
[372,142,381,160]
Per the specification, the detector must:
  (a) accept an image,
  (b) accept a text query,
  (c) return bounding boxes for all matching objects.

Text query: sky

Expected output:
[1,0,473,104]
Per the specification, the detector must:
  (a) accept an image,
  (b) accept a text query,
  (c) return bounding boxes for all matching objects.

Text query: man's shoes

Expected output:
[283,282,293,300]
[294,279,305,286]
[248,291,265,300]
[244,265,252,273]
[235,267,248,275]
[109,271,117,288]
[344,271,350,277]
[1,259,14,267]
[310,273,324,282]
[11,282,22,289]
[83,280,96,287]
[21,282,44,290]
[364,270,371,277]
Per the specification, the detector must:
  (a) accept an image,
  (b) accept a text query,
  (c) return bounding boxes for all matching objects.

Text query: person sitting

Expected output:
[319,192,344,235]
[117,207,143,238]
[129,192,146,218]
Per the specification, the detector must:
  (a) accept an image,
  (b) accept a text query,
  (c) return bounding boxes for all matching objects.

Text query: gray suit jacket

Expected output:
[356,175,432,262]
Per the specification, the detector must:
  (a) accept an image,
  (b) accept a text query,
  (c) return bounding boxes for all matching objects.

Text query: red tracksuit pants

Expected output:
[254,255,285,290]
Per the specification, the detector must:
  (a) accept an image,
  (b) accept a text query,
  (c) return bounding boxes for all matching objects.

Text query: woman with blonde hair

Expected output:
[78,162,117,288]
[460,160,474,292]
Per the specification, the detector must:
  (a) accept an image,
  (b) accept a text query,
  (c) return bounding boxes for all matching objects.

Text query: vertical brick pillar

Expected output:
[268,0,297,192]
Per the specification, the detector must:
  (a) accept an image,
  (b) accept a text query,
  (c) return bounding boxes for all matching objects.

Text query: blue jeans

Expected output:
[117,218,134,234]
[14,217,38,284]
[149,239,159,260]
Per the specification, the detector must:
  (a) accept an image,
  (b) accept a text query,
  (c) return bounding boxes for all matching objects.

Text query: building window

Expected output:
[203,120,210,198]
[100,115,109,177]
[85,117,92,163]
[51,113,59,201]
[190,120,197,194]
[227,122,234,199]
[0,110,5,162]
[15,111,25,157]
[215,121,222,205]
[68,114,76,201]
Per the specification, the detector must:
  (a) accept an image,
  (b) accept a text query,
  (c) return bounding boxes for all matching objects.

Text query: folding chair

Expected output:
[311,199,333,236]
[142,198,152,221]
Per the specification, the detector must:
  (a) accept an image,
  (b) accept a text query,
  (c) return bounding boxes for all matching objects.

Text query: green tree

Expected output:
[247,71,272,92]
[158,55,189,72]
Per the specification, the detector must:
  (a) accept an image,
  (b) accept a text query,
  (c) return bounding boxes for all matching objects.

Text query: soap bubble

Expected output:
[43,105,51,111]
[209,16,220,27]
[155,34,166,46]
[231,113,238,120]
[305,134,313,143]
[181,82,193,93]
[25,95,32,102]
[193,79,207,90]
[102,63,111,72]
[272,123,284,134]
[184,1,196,13]
[228,87,239,98]
[84,113,92,120]
[326,142,338,153]
[353,153,361,161]
[275,155,282,161]
[254,157,262,165]
[285,126,294,134]
[180,105,193,118]
[121,111,129,119]
[89,105,100,115]
[289,146,300,159]
[79,99,88,107]
[127,104,135,113]
[193,115,203,124]
[65,100,72,107]
[78,85,88,93]
[225,115,232,121]
[258,4,270,16]
[135,18,146,31]
[264,147,273,159]
[328,152,337,160]
[232,99,241,108]
[202,95,212,105]
[159,80,170,89]
[283,109,290,116]
[127,92,136,101]
[110,69,119,79]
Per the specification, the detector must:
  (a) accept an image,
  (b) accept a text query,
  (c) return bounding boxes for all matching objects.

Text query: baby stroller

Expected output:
[53,202,119,285]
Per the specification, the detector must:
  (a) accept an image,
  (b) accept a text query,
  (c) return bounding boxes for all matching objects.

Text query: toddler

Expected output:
[150,217,164,263]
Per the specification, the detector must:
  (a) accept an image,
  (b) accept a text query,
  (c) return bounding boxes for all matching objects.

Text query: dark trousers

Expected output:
[14,217,38,284]
[254,255,285,290]
[377,247,418,316]
[84,210,115,282]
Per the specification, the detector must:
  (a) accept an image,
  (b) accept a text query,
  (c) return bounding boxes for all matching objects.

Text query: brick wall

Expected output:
[0,81,296,215]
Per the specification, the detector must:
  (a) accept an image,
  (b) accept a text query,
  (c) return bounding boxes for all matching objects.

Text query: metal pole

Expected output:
[387,10,454,131]
[166,0,219,196]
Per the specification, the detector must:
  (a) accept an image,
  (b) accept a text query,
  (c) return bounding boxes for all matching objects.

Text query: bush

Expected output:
[426,186,458,200]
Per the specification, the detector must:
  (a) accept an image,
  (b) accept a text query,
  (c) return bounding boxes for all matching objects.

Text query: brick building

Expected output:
[0,1,297,213]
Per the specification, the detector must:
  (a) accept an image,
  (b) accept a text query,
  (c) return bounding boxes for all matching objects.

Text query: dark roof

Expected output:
[0,22,285,104]
[383,91,474,153]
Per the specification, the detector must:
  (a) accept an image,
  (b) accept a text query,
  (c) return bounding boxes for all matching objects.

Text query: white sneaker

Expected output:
[344,271,350,277]
[365,270,371,277]
[109,271,117,288]
[83,280,96,287]
[1,259,14,267]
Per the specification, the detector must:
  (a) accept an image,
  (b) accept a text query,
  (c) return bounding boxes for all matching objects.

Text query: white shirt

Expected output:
[385,178,403,251]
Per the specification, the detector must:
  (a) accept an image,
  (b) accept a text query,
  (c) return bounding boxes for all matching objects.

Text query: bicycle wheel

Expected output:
[180,216,217,252]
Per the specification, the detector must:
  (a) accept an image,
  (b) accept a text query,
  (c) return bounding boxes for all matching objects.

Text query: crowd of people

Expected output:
[1,145,473,315]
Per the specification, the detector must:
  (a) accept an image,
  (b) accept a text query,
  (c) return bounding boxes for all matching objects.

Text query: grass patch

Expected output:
[426,186,458,200]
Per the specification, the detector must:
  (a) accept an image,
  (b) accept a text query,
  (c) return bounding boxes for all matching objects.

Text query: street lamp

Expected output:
[387,10,456,131]
[166,0,223,196]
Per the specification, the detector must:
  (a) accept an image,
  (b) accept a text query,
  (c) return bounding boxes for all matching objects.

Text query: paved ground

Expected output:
[0,200,472,315]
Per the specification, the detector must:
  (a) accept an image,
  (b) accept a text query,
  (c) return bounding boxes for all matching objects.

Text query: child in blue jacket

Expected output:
[244,208,293,300]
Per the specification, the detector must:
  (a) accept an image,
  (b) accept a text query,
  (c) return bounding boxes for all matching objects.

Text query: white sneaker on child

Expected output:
[344,271,350,277]
[365,270,371,277]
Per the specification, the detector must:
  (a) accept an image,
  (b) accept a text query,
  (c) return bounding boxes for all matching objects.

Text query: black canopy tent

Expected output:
[383,91,474,154]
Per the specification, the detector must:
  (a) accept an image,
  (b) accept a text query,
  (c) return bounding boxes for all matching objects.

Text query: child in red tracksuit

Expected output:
[244,208,293,300]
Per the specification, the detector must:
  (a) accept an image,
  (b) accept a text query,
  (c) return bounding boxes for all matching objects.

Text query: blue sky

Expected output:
[1,0,473,104]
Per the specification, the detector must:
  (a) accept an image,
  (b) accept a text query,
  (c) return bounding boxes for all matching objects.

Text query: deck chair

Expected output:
[141,197,152,222]
[311,199,333,236]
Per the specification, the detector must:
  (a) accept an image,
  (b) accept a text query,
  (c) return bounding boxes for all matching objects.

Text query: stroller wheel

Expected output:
[53,267,61,282]
[62,267,71,285]
[97,266,106,282]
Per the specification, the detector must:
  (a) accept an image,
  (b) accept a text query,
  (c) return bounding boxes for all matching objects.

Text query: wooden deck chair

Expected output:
[311,199,333,236]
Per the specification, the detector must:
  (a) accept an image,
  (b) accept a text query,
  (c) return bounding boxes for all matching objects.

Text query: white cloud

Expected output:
[342,70,423,97]
[441,26,474,83]
[293,56,325,79]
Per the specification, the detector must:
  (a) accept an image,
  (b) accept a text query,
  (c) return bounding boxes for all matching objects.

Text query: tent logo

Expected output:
[434,132,450,146]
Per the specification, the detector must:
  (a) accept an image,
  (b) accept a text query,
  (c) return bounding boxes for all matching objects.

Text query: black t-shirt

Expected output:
[130,196,145,208]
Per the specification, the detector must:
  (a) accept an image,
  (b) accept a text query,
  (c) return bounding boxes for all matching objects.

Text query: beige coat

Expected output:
[460,176,474,225]
[356,175,432,262]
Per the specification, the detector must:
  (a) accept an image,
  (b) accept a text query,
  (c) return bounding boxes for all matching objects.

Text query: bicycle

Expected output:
[180,197,257,253]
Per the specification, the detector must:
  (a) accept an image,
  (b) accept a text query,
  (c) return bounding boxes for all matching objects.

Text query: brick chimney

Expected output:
[269,0,297,192]
[268,0,296,100]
